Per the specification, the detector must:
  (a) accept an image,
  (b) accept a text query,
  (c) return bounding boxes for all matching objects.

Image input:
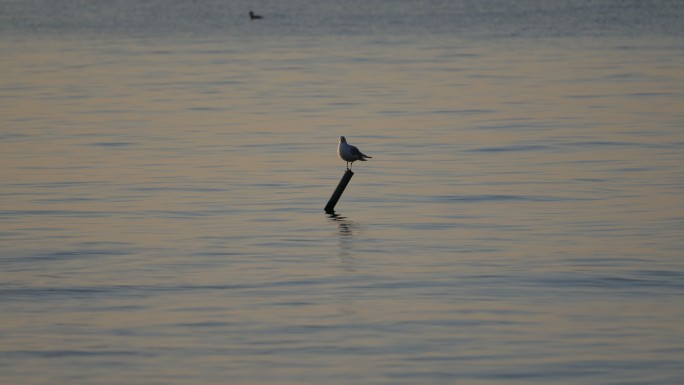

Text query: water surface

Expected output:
[2,1,684,384]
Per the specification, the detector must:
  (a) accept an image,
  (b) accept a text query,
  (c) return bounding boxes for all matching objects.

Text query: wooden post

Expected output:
[324,169,354,213]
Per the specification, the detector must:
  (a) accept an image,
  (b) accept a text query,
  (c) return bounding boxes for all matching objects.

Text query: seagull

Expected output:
[249,11,263,20]
[338,136,372,170]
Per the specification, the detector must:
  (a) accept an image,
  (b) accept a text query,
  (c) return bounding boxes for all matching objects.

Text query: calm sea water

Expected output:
[2,1,684,384]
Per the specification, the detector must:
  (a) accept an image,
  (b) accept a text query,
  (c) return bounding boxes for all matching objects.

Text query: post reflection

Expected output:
[327,211,360,271]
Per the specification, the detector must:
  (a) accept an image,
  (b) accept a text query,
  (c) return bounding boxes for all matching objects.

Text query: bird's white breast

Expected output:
[338,142,353,161]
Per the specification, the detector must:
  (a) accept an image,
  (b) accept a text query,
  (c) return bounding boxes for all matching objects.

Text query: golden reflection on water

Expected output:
[3,38,683,264]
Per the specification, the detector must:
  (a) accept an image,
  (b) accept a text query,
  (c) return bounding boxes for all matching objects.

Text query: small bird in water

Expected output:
[249,11,263,20]
[338,136,372,170]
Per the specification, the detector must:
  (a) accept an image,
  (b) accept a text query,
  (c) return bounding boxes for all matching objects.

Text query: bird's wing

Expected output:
[349,145,362,156]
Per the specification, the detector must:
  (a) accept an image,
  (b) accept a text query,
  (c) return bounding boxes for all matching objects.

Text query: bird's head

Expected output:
[339,136,346,143]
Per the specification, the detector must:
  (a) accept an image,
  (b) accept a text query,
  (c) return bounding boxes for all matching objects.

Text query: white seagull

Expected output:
[338,136,372,170]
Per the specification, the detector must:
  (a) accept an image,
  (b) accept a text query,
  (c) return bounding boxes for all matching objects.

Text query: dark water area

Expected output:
[2,1,684,384]
[2,0,684,39]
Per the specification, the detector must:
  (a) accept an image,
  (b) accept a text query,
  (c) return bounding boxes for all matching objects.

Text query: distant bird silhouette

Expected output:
[249,11,263,20]
[338,136,372,170]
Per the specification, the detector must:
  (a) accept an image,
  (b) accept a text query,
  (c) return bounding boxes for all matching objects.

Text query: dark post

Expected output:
[324,169,354,213]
